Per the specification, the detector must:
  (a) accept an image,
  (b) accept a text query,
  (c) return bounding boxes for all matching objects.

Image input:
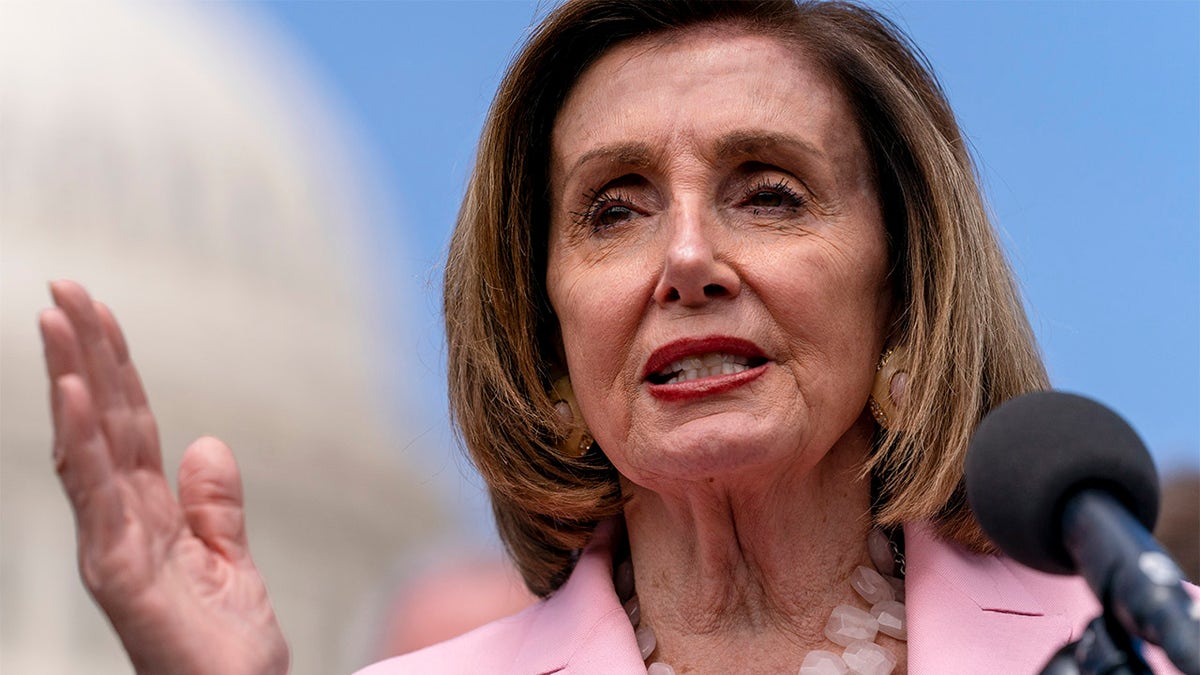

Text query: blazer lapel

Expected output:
[905,521,1099,674]
[510,519,647,674]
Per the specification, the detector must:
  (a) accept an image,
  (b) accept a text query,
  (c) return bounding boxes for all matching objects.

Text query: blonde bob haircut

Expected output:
[445,0,1047,597]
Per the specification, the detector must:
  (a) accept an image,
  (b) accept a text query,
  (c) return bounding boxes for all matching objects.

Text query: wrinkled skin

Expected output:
[544,31,902,672]
[40,280,288,675]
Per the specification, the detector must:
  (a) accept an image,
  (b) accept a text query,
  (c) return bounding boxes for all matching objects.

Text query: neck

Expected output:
[619,421,906,673]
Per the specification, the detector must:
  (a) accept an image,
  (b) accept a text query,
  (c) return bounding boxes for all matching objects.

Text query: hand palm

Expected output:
[42,281,288,675]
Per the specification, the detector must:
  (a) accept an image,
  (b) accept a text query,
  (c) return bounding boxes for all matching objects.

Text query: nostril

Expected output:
[703,283,728,298]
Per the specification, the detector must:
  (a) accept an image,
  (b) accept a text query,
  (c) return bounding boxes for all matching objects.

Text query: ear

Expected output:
[869,344,909,430]
[549,375,593,458]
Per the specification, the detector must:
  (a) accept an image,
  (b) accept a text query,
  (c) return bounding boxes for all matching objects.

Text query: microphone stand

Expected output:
[1040,489,1199,674]
[1040,613,1151,675]
[1062,490,1200,674]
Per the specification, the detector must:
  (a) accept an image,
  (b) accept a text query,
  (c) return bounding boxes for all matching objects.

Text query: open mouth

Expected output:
[646,352,769,385]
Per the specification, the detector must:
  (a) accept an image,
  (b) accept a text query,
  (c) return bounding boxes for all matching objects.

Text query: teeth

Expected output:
[656,353,753,384]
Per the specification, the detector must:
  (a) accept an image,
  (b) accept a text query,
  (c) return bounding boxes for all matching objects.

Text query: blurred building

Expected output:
[1156,470,1200,584]
[0,2,447,673]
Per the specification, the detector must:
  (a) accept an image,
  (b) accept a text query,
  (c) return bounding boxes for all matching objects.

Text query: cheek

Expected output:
[752,235,891,356]
[555,291,641,451]
[551,261,647,395]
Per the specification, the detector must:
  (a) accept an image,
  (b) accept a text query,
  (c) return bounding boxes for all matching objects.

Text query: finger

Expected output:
[93,301,149,408]
[40,306,84,380]
[94,301,162,471]
[55,374,127,551]
[49,281,127,415]
[50,281,150,470]
[39,307,85,437]
[178,437,249,562]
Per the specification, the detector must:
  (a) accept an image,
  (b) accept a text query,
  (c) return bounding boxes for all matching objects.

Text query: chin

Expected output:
[620,416,807,484]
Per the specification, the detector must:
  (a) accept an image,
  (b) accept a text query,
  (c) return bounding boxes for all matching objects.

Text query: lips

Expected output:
[643,336,769,400]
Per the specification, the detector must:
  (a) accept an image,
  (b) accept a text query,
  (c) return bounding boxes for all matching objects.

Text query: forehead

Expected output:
[551,28,862,177]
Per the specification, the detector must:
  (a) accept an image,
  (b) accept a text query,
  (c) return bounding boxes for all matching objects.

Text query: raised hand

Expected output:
[40,281,289,675]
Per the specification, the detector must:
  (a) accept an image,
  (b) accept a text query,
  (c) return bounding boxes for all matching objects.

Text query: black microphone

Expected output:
[966,391,1199,675]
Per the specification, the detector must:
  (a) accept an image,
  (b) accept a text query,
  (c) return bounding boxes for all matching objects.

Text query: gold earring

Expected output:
[869,346,909,429]
[550,376,594,458]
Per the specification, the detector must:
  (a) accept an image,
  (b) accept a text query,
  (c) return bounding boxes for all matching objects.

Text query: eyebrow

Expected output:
[560,130,826,188]
[713,130,826,163]
[563,142,656,185]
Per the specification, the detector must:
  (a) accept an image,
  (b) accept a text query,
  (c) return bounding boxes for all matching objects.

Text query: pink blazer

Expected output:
[356,520,1183,674]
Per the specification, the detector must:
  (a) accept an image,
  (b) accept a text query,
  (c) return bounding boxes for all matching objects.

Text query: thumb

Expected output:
[178,436,249,561]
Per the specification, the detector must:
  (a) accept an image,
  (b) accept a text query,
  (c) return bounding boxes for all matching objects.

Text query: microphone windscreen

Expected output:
[965,391,1159,575]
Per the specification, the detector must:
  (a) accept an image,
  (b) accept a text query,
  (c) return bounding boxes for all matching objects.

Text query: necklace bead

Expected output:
[825,605,879,646]
[624,595,642,626]
[872,600,907,640]
[843,640,898,675]
[867,529,898,577]
[635,624,657,660]
[800,650,850,674]
[851,565,895,604]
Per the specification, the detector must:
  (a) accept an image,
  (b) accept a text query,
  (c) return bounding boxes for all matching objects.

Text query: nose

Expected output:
[653,205,741,307]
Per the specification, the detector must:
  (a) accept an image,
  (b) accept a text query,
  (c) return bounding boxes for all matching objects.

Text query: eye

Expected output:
[747,190,786,208]
[572,187,640,232]
[596,202,636,228]
[740,179,805,212]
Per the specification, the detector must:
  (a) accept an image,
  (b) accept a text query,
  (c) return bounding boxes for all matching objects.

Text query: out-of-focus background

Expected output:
[0,1,1195,673]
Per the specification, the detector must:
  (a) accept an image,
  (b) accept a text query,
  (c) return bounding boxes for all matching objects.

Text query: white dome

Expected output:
[0,2,444,673]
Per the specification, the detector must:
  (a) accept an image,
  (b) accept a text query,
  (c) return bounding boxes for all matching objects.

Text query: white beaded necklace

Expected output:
[614,528,907,675]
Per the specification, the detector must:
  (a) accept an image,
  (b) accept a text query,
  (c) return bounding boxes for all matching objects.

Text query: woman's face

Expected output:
[546,29,893,488]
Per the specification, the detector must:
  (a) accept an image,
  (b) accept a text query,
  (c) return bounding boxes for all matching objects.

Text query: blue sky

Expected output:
[246,1,1198,494]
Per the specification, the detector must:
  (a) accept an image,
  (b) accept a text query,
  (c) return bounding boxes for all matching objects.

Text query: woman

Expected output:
[38,1,1172,673]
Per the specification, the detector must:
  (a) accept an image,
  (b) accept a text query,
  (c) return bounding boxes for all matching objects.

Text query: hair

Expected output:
[444,0,1048,597]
